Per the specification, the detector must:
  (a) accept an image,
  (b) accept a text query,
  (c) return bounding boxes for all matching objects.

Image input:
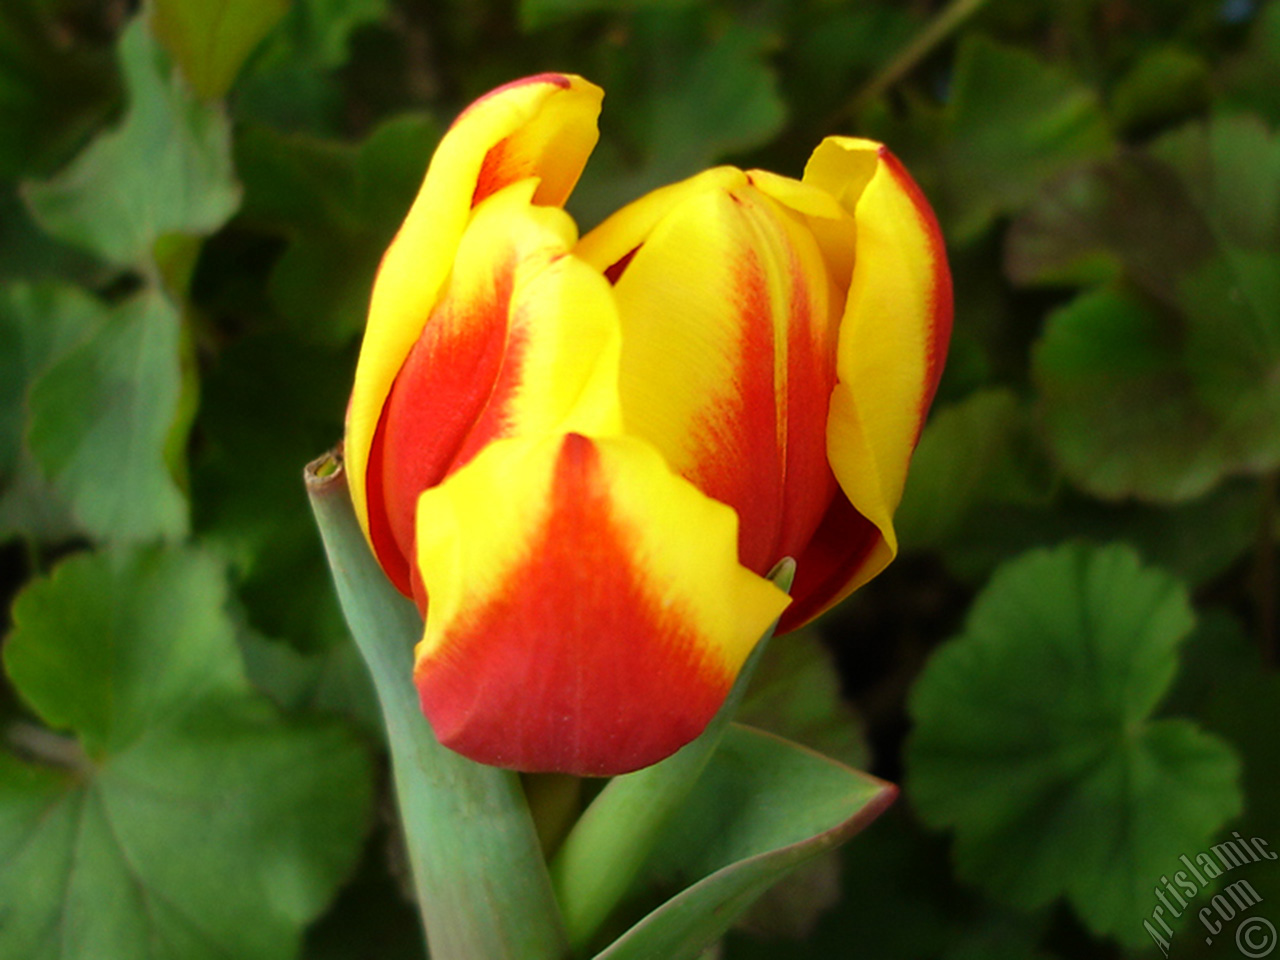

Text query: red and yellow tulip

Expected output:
[346,74,951,776]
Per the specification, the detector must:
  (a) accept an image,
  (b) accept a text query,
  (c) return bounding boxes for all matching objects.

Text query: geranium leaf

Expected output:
[937,35,1111,242]
[1013,116,1280,501]
[1032,287,1229,502]
[27,289,188,542]
[0,545,372,960]
[907,543,1242,946]
[22,17,240,270]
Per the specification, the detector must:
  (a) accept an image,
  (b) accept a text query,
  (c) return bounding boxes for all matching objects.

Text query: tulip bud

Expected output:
[346,74,951,775]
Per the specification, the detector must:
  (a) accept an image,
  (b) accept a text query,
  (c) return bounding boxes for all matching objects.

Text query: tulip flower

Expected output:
[345,73,951,776]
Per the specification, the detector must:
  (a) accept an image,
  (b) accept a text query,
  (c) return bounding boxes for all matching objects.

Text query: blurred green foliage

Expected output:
[0,0,1276,958]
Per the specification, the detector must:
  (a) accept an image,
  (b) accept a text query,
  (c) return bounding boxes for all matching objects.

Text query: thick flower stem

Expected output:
[549,560,795,955]
[306,448,569,960]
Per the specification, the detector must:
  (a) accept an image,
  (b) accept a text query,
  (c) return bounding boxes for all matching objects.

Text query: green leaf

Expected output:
[1012,116,1280,500]
[0,0,119,180]
[591,724,894,960]
[152,0,292,100]
[238,621,382,738]
[896,388,1052,551]
[937,35,1111,241]
[731,631,871,940]
[22,17,240,269]
[0,283,102,491]
[0,282,107,543]
[235,113,440,344]
[1033,287,1229,502]
[27,288,188,542]
[0,544,373,960]
[232,0,387,133]
[193,332,351,646]
[0,190,106,293]
[550,562,796,954]
[1152,116,1280,441]
[906,542,1243,946]
[306,453,568,960]
[1111,46,1211,135]
[738,630,869,772]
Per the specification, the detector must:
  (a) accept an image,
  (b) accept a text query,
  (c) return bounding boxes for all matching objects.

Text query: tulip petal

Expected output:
[587,180,844,575]
[748,165,864,297]
[574,166,748,279]
[348,74,603,544]
[412,432,791,776]
[790,139,952,627]
[367,182,622,597]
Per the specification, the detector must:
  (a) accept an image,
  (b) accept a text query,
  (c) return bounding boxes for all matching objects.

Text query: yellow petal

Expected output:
[812,140,953,620]
[574,166,748,276]
[367,181,621,597]
[601,179,842,574]
[750,162,859,295]
[802,136,882,215]
[347,74,603,541]
[412,432,790,775]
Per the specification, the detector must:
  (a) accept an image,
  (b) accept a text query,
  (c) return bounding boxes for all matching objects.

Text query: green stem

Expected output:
[550,560,795,955]
[841,0,992,118]
[6,721,91,773]
[306,448,568,960]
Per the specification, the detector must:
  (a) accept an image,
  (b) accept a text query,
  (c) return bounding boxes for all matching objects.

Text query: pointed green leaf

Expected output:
[152,0,292,100]
[1111,46,1211,134]
[906,542,1242,946]
[551,562,795,954]
[592,725,895,960]
[731,630,872,940]
[737,630,869,772]
[27,288,188,542]
[22,17,240,269]
[0,545,372,960]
